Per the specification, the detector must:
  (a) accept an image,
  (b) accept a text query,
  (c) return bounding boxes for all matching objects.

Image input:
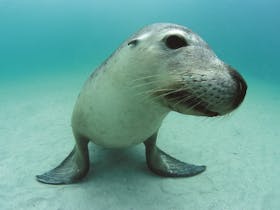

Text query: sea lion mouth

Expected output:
[163,89,219,117]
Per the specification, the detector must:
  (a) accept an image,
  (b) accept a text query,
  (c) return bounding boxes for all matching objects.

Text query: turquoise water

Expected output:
[1,1,280,209]
[1,0,279,83]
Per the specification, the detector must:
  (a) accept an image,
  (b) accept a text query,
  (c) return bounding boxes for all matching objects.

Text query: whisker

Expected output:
[173,94,196,107]
[130,79,163,89]
[134,87,176,104]
[135,87,174,97]
[173,91,207,108]
[130,74,162,83]
[183,100,204,114]
[150,87,186,101]
[166,71,207,78]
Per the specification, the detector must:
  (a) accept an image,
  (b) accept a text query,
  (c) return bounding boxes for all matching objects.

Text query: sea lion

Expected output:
[36,23,247,184]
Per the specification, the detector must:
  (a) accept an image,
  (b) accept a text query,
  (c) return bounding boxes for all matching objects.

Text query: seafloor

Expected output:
[0,71,279,210]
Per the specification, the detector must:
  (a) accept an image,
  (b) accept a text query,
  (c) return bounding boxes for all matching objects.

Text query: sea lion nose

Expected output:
[228,67,247,109]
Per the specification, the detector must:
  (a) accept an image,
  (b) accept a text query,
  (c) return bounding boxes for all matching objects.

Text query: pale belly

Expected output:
[71,80,169,148]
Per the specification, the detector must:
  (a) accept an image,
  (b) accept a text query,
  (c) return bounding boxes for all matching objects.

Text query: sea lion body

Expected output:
[37,23,247,184]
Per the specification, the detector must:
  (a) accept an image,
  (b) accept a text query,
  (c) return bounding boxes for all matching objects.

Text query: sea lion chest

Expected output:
[72,68,168,148]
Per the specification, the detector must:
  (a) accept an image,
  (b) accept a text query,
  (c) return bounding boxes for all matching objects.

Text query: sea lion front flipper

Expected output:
[144,132,206,177]
[36,134,89,185]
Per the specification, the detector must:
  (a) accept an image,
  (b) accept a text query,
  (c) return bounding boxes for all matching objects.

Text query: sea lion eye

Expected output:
[128,39,138,47]
[165,35,188,49]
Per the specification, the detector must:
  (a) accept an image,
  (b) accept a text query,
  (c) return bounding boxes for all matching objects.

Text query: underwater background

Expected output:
[1,0,279,83]
[1,0,279,210]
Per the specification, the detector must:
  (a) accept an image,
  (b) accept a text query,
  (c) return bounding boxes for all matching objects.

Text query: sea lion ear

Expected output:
[128,39,138,47]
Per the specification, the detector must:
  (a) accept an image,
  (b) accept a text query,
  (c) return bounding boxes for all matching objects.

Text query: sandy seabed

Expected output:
[0,73,279,210]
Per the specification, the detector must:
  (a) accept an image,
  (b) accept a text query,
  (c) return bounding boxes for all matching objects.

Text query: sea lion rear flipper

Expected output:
[144,132,206,177]
[36,135,89,185]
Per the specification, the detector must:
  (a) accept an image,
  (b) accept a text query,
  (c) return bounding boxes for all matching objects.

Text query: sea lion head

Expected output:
[126,23,247,117]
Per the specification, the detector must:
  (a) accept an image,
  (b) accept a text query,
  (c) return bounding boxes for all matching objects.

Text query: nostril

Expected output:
[228,67,247,109]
